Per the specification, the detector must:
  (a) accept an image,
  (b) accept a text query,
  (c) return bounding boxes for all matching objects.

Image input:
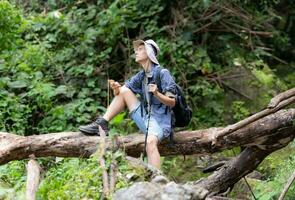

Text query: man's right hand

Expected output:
[108,79,121,95]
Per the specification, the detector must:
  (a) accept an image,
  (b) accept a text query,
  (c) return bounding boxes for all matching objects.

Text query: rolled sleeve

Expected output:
[125,71,143,96]
[165,91,176,98]
[160,69,177,95]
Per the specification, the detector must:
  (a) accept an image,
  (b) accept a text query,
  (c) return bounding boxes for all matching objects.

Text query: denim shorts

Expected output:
[129,102,164,142]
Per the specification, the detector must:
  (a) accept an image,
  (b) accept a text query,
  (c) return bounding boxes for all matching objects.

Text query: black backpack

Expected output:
[153,67,192,128]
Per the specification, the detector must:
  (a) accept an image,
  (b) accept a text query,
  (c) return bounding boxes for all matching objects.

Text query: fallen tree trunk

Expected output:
[1,109,294,166]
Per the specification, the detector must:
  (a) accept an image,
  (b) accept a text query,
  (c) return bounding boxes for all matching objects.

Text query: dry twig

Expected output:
[98,126,109,199]
[210,88,295,145]
[278,170,295,200]
[26,155,41,200]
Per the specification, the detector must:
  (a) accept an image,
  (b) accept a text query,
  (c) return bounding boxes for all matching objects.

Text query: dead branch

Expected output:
[210,93,295,145]
[26,155,41,200]
[97,126,109,198]
[278,170,295,200]
[268,87,295,108]
[109,159,118,195]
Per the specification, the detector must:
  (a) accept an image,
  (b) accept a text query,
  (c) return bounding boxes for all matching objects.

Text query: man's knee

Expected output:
[119,85,139,111]
[119,85,132,95]
[146,135,158,152]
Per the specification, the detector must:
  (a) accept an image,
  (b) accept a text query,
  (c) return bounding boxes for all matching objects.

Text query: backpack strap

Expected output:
[154,66,163,93]
[137,71,147,117]
[154,67,171,115]
[140,96,144,117]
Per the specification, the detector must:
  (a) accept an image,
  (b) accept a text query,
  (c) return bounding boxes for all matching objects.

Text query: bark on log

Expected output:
[0,109,294,166]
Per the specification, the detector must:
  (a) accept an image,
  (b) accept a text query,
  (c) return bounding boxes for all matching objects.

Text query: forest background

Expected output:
[0,0,294,199]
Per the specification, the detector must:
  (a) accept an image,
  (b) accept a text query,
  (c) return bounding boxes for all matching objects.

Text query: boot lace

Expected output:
[85,121,98,128]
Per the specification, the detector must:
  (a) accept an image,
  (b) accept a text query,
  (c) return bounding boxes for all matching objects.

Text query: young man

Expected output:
[79,39,177,169]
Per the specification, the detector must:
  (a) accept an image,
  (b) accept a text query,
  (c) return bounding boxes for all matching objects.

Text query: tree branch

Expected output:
[278,170,295,200]
[97,126,109,198]
[210,93,295,145]
[26,155,41,200]
[268,88,295,108]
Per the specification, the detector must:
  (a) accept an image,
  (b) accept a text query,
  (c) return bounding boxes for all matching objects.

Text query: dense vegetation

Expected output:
[0,0,294,199]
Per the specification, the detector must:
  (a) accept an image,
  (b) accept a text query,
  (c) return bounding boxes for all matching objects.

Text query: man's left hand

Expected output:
[148,83,158,95]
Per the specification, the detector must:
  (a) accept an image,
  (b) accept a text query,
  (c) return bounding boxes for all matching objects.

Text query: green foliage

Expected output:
[162,155,210,182]
[231,101,250,122]
[0,161,26,190]
[0,161,26,199]
[0,150,146,199]
[37,151,145,199]
[0,0,22,52]
[254,145,295,200]
[38,158,105,199]
[251,62,275,87]
[109,112,139,136]
[0,92,31,134]
[0,0,170,135]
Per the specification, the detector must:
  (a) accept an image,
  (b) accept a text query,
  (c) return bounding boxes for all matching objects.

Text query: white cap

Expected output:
[133,39,160,65]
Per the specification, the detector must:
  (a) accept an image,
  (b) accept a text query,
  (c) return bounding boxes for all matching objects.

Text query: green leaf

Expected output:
[55,85,67,95]
[7,80,27,89]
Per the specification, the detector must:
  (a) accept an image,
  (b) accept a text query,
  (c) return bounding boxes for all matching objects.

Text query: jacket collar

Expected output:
[144,63,160,78]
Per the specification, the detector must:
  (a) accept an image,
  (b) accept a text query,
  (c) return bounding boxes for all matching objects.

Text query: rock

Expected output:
[114,181,209,200]
[183,183,209,199]
[151,175,169,185]
[114,182,161,200]
[161,182,191,200]
[246,170,263,180]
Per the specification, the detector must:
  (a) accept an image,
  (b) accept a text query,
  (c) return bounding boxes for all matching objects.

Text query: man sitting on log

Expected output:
[79,39,177,169]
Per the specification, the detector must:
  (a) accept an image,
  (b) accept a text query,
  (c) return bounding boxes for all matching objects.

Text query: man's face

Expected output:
[134,44,148,63]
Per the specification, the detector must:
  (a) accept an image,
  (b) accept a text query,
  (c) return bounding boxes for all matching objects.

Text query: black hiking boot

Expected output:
[79,117,109,136]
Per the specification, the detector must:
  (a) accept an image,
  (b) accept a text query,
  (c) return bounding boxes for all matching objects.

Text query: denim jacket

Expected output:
[125,64,177,137]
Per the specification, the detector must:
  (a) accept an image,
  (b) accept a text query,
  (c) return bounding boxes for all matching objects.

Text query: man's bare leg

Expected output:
[79,85,139,134]
[146,135,161,169]
[103,85,139,121]
[103,86,161,168]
